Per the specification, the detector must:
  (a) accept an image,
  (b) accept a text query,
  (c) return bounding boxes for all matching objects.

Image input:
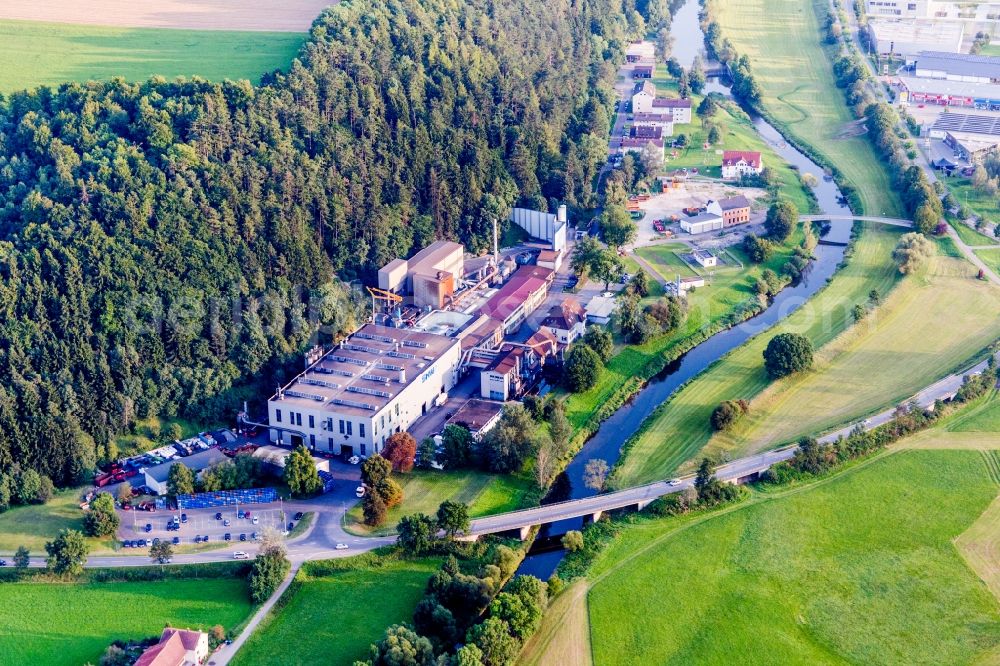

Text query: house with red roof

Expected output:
[134,628,209,666]
[721,150,763,180]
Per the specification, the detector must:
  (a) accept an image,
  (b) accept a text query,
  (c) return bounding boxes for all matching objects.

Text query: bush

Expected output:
[710,399,749,431]
[84,492,120,537]
[563,343,601,392]
[743,234,774,263]
[561,530,585,552]
[248,543,290,604]
[763,332,814,379]
[892,232,934,274]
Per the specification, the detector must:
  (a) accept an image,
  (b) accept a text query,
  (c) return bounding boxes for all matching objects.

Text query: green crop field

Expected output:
[713,0,903,217]
[703,251,1000,460]
[344,469,534,536]
[0,20,305,93]
[0,577,252,665]
[233,557,440,666]
[613,223,904,486]
[585,449,1000,664]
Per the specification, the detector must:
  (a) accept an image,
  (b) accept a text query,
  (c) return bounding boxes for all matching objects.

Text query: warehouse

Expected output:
[478,265,554,334]
[377,240,465,309]
[867,20,964,63]
[251,445,331,475]
[912,52,1000,84]
[143,448,229,496]
[268,323,461,458]
[929,113,1000,162]
[680,211,724,234]
[898,76,1000,109]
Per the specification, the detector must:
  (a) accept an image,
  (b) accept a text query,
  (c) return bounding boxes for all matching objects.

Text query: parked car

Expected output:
[668,478,682,486]
[348,455,360,465]
[239,533,247,542]
[145,523,152,533]
[293,512,304,521]
[152,538,160,545]
[245,511,252,519]
[287,522,294,532]
[215,512,223,520]
[233,551,250,560]
[180,513,188,523]
[251,532,259,541]
[237,511,245,519]
[223,519,231,527]
[203,534,210,542]
[355,486,366,498]
[251,516,259,525]
[172,536,180,545]
[224,533,232,541]
[122,541,131,548]
[0,559,6,566]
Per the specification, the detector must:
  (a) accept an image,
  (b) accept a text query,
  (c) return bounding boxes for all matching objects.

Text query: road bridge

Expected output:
[799,214,914,228]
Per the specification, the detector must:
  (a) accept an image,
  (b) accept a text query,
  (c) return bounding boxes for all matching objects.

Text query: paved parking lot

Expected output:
[121,505,290,545]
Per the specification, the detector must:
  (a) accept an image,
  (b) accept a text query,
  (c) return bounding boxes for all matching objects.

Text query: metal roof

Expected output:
[915,51,1000,81]
[931,112,1000,138]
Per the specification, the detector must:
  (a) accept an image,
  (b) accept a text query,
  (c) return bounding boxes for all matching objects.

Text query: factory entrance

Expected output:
[290,434,303,447]
[341,445,354,458]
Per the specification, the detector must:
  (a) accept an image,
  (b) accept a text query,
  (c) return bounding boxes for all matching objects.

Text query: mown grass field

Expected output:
[702,252,1000,459]
[714,0,903,217]
[585,449,1000,665]
[0,19,305,93]
[950,218,999,247]
[233,557,440,666]
[946,178,1000,227]
[0,577,252,665]
[613,223,904,486]
[343,469,534,536]
[977,249,1000,276]
[0,488,111,554]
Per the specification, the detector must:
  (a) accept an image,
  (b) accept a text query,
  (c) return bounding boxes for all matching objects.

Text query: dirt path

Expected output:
[212,562,301,665]
[0,0,334,32]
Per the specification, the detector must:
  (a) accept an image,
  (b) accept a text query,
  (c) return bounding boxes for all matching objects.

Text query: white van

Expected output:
[233,551,250,560]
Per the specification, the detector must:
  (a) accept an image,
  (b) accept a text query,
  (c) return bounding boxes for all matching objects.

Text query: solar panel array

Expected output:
[933,113,1000,137]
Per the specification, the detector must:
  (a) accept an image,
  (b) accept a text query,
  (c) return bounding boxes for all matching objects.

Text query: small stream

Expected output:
[516,0,855,580]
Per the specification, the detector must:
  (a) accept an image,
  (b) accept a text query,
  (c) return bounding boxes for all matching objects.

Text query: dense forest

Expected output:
[0,0,644,485]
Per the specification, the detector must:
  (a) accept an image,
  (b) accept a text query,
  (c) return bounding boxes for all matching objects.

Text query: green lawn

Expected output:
[587,449,1000,664]
[977,249,1000,276]
[703,250,1000,460]
[0,577,252,665]
[0,19,305,93]
[343,469,534,536]
[945,178,1000,226]
[0,488,113,554]
[714,0,903,217]
[949,217,999,247]
[613,223,904,486]
[233,556,439,666]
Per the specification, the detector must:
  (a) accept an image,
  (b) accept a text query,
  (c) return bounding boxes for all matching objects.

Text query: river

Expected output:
[516,0,854,579]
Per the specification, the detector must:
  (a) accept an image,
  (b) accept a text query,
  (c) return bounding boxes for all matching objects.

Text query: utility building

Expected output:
[268,324,460,457]
[377,240,465,309]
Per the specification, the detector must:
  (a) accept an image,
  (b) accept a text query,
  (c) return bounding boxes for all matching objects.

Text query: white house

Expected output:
[720,151,763,179]
[633,112,675,135]
[632,80,656,113]
[541,298,587,346]
[135,628,209,666]
[692,249,718,268]
[652,98,692,124]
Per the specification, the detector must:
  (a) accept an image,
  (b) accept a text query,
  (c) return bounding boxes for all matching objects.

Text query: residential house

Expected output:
[720,150,763,179]
[651,97,692,124]
[541,298,587,346]
[445,399,506,440]
[631,80,657,113]
[633,65,653,79]
[707,195,752,227]
[135,628,209,666]
[633,112,675,135]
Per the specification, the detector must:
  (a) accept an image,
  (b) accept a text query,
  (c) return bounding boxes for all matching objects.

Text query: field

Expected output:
[0,19,306,93]
[584,449,1000,665]
[947,179,1000,226]
[343,469,534,536]
[702,251,1000,460]
[714,0,903,217]
[977,249,1000,276]
[613,223,904,486]
[233,556,440,666]
[0,577,252,665]
[950,217,999,247]
[0,488,112,554]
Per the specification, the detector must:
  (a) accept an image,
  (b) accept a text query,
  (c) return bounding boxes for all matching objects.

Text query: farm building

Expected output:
[897,75,1000,110]
[268,323,460,458]
[912,51,1000,84]
[143,448,229,496]
[721,150,763,179]
[446,399,506,440]
[708,195,753,227]
[542,297,587,345]
[377,240,465,309]
[479,265,554,334]
[867,20,964,63]
[680,211,725,234]
[585,294,617,325]
[692,249,718,268]
[929,112,1000,162]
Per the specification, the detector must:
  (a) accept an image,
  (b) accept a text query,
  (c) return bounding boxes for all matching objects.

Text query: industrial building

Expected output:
[478,265,554,334]
[143,448,229,496]
[680,211,724,234]
[929,112,1000,162]
[268,323,461,457]
[708,195,753,227]
[867,20,964,63]
[377,240,465,309]
[692,249,718,268]
[865,0,1000,22]
[509,205,568,253]
[541,298,587,346]
[913,51,1000,84]
[898,75,1000,109]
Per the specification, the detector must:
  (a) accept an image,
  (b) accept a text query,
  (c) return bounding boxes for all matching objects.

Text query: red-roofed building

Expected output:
[541,298,587,346]
[721,150,764,179]
[134,628,209,666]
[479,266,554,334]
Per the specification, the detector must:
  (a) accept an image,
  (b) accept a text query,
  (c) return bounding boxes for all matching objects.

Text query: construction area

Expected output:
[628,180,769,245]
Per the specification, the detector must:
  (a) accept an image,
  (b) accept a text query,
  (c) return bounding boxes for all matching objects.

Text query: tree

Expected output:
[440,425,474,470]
[569,236,603,278]
[707,124,722,145]
[166,463,194,497]
[413,598,459,652]
[507,574,548,610]
[581,326,613,362]
[285,445,322,497]
[563,344,601,392]
[382,433,417,473]
[437,500,471,538]
[561,530,585,552]
[764,200,798,242]
[763,333,814,379]
[416,437,436,470]
[479,405,535,473]
[166,423,183,443]
[361,454,392,489]
[693,458,719,503]
[45,529,88,576]
[117,481,134,505]
[100,645,131,666]
[13,468,41,505]
[868,289,881,305]
[697,96,718,119]
[363,492,388,527]
[646,296,684,332]
[467,617,521,666]
[742,234,774,263]
[852,303,867,321]
[84,492,120,537]
[592,249,625,292]
[369,624,436,666]
[629,269,650,297]
[150,539,174,564]
[13,545,29,570]
[711,400,749,431]
[397,513,438,554]
[583,459,610,492]
[489,592,541,640]
[689,56,706,95]
[892,232,934,274]
[600,205,638,249]
[455,644,485,666]
[248,542,290,604]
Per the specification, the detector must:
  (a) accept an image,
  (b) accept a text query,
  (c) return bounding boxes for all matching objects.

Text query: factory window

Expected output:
[295,413,302,427]
[381,415,386,429]
[309,434,315,448]
[395,404,400,416]
[339,419,345,434]
[308,415,314,429]
[328,437,334,449]
[361,443,367,455]
[275,409,282,423]
[327,418,333,432]
[347,421,353,436]
[360,423,366,439]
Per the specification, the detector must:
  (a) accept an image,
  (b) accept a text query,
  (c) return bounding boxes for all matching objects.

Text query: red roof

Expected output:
[479,267,552,321]
[134,633,186,666]
[721,150,762,169]
[160,628,204,652]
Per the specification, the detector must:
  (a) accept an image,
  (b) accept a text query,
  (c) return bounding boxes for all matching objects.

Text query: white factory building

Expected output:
[268,324,461,457]
[865,0,1000,23]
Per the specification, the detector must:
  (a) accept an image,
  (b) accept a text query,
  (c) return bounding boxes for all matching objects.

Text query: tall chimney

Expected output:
[557,204,567,224]
[492,216,499,265]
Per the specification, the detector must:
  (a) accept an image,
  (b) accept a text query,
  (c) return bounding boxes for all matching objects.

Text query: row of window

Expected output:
[274,402,404,441]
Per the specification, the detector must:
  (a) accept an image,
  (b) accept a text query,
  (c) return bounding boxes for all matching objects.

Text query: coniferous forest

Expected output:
[0,0,645,484]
